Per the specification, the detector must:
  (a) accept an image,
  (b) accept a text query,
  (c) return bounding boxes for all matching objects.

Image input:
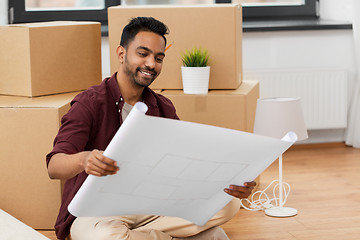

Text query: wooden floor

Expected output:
[38,143,360,240]
[222,143,360,240]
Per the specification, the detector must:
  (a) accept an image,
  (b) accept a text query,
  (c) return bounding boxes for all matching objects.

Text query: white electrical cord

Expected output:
[240,180,291,211]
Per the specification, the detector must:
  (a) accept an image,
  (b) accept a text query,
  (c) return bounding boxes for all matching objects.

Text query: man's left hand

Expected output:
[224,181,256,199]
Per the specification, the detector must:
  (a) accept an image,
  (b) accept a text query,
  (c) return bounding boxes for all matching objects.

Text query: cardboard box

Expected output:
[0,21,102,97]
[161,80,259,133]
[0,92,80,229]
[108,4,242,90]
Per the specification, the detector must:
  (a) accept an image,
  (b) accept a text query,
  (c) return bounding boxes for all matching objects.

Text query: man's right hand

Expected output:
[82,150,119,177]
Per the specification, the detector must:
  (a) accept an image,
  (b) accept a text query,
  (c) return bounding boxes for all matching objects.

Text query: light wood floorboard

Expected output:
[38,143,360,239]
[222,143,360,240]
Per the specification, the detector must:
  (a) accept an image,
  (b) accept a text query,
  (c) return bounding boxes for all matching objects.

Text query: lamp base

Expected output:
[265,207,297,217]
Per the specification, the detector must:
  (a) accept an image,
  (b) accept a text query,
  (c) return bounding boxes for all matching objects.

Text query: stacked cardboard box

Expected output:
[161,80,259,132]
[0,21,102,229]
[0,21,101,97]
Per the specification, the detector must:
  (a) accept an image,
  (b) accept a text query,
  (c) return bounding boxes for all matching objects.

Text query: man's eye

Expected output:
[138,52,147,57]
[156,57,164,63]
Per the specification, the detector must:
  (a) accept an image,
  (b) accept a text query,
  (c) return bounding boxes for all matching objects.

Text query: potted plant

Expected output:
[181,47,210,94]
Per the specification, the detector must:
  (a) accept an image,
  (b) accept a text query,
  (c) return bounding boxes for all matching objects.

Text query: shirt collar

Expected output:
[107,72,122,104]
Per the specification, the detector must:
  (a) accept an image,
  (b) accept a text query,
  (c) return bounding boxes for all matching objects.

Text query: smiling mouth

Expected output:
[141,71,153,77]
[138,68,156,79]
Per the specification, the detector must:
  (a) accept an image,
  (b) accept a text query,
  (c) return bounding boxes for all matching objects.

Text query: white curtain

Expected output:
[345,0,360,148]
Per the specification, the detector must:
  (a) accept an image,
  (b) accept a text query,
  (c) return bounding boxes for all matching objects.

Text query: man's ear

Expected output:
[116,45,126,64]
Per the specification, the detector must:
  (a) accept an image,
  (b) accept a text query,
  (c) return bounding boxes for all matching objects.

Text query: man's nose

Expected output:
[145,56,155,70]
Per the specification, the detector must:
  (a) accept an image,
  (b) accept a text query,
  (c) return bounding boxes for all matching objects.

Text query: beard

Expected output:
[123,55,158,88]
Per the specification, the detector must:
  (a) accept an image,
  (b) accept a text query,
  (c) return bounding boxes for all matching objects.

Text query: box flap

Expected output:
[0,91,81,108]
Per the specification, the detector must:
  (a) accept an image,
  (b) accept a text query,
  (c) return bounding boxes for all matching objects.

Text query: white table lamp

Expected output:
[253,97,308,217]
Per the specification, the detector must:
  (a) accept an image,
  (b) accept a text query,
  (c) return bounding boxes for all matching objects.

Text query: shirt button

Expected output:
[118,109,121,113]
[115,102,119,105]
[120,97,123,101]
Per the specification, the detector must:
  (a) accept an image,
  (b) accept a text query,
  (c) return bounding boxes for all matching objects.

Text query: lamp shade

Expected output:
[253,97,308,141]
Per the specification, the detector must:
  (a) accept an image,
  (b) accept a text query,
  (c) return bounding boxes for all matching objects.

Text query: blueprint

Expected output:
[68,102,296,226]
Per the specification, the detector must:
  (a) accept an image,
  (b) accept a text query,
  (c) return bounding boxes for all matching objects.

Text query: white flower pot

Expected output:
[181,66,210,94]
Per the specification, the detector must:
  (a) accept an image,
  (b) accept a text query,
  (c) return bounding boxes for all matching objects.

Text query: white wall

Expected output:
[319,0,353,22]
[0,0,8,25]
[101,37,111,78]
[241,0,357,143]
[242,30,356,144]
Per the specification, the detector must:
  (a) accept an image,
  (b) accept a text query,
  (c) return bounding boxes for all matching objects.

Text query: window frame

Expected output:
[8,0,120,25]
[8,0,318,25]
[217,0,318,20]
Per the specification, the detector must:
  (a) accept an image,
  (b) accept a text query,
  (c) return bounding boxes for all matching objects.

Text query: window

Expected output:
[9,0,318,25]
[9,0,119,25]
[219,0,317,20]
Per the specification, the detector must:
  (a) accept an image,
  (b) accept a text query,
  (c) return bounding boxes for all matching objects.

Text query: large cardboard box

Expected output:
[161,80,259,133]
[0,21,102,97]
[108,4,242,90]
[0,92,80,229]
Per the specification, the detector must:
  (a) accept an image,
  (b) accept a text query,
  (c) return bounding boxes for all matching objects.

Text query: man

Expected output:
[46,17,255,240]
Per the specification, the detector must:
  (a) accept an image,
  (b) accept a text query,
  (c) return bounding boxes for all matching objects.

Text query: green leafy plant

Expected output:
[182,48,210,67]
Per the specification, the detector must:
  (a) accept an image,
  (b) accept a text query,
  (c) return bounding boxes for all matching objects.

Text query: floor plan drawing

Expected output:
[68,102,295,226]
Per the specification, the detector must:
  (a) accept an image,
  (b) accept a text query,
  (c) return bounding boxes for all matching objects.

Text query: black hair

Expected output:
[120,17,169,49]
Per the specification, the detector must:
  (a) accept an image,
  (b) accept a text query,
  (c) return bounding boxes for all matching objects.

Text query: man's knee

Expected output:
[71,217,130,240]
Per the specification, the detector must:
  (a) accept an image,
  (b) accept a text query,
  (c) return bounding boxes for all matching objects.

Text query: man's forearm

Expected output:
[47,152,87,180]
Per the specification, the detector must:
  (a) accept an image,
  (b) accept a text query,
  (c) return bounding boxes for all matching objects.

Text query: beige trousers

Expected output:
[70,198,240,240]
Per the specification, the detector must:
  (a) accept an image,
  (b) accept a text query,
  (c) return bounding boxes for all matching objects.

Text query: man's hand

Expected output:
[82,150,119,177]
[224,181,256,199]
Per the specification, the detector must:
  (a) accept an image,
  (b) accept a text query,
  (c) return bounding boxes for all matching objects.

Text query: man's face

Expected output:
[122,31,166,88]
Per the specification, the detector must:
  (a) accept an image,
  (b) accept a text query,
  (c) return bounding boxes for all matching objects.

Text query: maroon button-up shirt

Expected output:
[46,73,179,240]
